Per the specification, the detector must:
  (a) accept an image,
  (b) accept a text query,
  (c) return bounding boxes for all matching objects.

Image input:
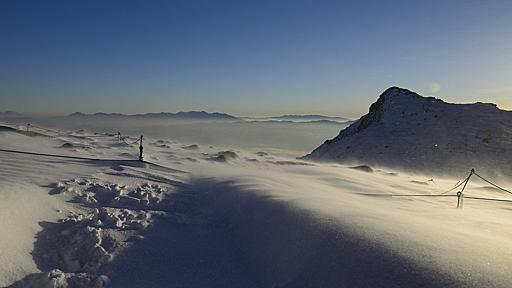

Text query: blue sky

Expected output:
[1,0,511,117]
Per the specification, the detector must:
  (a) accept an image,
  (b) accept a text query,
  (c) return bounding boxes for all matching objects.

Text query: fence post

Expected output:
[138,135,144,162]
[455,169,473,209]
[26,123,30,132]
[456,191,465,209]
[118,132,121,142]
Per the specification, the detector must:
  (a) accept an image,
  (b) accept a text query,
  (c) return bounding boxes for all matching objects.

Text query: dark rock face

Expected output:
[304,87,512,178]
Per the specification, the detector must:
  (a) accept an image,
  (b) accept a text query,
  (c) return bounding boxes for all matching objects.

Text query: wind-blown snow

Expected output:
[1,120,511,287]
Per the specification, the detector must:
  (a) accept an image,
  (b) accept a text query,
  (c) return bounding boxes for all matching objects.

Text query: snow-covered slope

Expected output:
[304,87,512,179]
[2,121,512,287]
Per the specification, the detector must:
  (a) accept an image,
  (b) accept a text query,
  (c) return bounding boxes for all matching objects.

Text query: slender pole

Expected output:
[138,135,144,162]
[460,169,474,193]
[457,169,474,209]
[118,132,121,142]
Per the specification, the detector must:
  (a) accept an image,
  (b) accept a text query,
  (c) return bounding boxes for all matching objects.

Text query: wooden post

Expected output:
[138,135,144,162]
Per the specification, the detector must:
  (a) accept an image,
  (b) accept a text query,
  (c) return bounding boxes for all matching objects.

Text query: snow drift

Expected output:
[304,87,512,179]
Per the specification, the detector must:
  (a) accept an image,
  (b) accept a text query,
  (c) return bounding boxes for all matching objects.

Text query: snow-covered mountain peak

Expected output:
[304,87,512,179]
[380,86,419,98]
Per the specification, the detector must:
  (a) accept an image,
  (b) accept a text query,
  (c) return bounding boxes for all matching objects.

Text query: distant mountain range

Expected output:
[0,111,24,118]
[0,110,351,124]
[271,115,350,122]
[67,111,239,120]
[244,119,351,125]
[243,114,351,124]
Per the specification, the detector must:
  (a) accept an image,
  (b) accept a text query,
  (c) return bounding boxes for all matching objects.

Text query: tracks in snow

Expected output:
[103,178,261,288]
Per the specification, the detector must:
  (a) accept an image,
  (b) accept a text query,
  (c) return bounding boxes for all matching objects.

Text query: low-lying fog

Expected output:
[25,118,348,155]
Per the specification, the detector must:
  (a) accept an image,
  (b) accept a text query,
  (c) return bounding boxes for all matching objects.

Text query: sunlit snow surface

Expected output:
[1,122,511,287]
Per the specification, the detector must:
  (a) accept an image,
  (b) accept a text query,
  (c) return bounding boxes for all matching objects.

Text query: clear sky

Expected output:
[1,0,511,117]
